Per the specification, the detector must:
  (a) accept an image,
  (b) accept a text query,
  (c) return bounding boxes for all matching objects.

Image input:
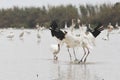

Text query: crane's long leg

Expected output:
[79,47,86,63]
[67,48,72,61]
[73,48,77,60]
[83,47,90,62]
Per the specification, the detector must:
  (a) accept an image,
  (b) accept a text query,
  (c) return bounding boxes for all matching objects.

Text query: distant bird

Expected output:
[70,19,76,34]
[115,22,119,28]
[50,44,60,60]
[115,22,120,34]
[0,30,4,35]
[7,32,14,39]
[77,18,81,24]
[64,22,68,29]
[106,23,114,40]
[36,23,40,29]
[49,20,104,63]
[19,31,24,40]
[36,23,41,32]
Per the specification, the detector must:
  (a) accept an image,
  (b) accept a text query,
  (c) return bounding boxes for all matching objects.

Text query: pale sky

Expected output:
[0,0,120,9]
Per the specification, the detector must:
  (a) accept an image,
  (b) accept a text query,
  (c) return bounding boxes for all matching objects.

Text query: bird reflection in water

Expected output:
[51,62,103,80]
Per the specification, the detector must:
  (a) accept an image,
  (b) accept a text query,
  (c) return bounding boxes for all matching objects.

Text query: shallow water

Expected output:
[0,29,120,80]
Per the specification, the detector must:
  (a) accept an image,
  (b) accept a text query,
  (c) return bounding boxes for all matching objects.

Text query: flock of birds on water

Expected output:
[0,25,45,41]
[49,19,120,64]
[0,19,120,64]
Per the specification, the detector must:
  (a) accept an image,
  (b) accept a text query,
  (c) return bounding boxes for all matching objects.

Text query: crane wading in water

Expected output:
[49,20,104,63]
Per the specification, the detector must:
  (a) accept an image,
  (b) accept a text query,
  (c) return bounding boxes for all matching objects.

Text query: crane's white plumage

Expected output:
[63,32,81,48]
[79,25,95,47]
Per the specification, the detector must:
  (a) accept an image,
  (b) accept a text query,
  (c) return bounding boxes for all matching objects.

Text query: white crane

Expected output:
[62,30,95,62]
[7,32,14,40]
[19,31,24,40]
[69,19,76,34]
[104,23,114,40]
